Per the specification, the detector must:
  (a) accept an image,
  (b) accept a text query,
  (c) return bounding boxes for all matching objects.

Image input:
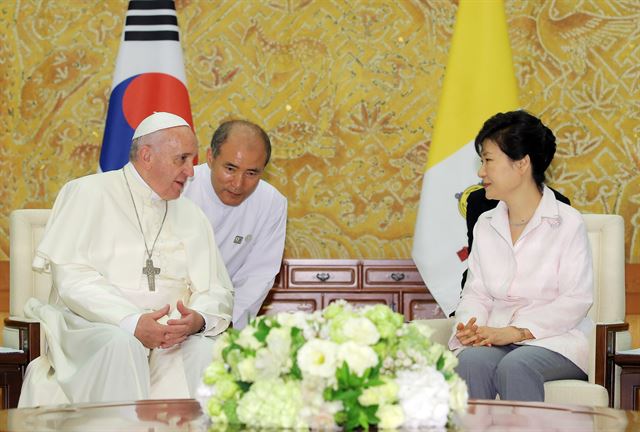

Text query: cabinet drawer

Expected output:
[402,292,445,321]
[288,266,358,289]
[259,292,321,316]
[362,266,426,289]
[323,292,399,313]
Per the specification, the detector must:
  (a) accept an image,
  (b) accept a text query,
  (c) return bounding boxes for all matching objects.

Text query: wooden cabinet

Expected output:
[288,259,359,290]
[259,259,445,322]
[402,292,444,321]
[324,292,400,312]
[362,260,426,289]
[259,291,321,316]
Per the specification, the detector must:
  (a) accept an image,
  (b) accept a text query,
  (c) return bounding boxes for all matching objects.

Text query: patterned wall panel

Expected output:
[0,0,638,262]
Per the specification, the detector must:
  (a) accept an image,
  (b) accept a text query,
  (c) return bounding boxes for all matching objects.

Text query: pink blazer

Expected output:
[449,186,593,372]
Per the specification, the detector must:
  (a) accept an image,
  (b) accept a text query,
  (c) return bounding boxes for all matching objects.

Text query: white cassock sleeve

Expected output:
[51,263,142,326]
[184,203,234,336]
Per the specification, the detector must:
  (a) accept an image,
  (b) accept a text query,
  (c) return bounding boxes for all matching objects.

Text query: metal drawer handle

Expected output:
[316,272,331,282]
[390,272,405,282]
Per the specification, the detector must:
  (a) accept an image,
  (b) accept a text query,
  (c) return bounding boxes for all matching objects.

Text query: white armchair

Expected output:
[4,210,631,409]
[5,209,51,352]
[3,210,51,407]
[420,214,630,408]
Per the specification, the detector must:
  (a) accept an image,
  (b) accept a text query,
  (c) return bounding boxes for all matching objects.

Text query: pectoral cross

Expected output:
[142,258,160,292]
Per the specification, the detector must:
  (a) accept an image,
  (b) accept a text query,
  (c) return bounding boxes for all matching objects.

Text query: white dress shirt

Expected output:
[450,186,593,372]
[183,163,287,328]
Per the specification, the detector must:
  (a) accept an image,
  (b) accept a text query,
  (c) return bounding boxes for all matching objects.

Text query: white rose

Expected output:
[237,327,262,350]
[337,342,378,377]
[343,317,380,345]
[255,348,281,379]
[237,357,257,382]
[267,327,292,361]
[277,311,309,329]
[297,339,339,378]
[377,404,404,430]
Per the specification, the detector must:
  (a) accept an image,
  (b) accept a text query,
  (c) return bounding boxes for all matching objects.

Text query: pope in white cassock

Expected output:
[182,120,287,329]
[18,112,234,407]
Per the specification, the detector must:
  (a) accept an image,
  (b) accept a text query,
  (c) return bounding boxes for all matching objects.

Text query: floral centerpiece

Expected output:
[197,301,467,430]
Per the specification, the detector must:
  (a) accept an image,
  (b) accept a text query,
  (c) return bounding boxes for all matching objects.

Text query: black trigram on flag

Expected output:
[124,0,180,41]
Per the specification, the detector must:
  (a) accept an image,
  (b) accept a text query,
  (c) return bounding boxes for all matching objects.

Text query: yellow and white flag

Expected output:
[412,0,519,316]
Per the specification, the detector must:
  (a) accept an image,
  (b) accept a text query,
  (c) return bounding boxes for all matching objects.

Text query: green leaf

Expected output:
[437,354,445,370]
[221,344,242,363]
[290,361,302,380]
[236,381,251,393]
[345,411,360,431]
[336,362,350,387]
[222,399,239,425]
[363,376,384,388]
[357,409,370,429]
[290,327,306,350]
[364,405,379,424]
[253,319,272,343]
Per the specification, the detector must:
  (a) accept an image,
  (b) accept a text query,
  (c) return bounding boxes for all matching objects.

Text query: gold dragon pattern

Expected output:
[0,0,638,265]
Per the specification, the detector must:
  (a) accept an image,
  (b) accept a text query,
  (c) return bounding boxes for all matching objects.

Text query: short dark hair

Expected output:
[474,110,556,187]
[210,120,271,166]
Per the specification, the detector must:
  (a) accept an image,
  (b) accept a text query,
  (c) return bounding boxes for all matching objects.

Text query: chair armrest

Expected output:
[4,318,40,362]
[414,318,454,346]
[595,322,629,407]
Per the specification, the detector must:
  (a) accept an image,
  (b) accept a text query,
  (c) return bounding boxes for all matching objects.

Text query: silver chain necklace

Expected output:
[122,169,168,292]
[509,218,530,227]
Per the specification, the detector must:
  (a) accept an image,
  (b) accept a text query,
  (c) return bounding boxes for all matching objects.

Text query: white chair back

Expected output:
[583,214,625,325]
[9,209,52,317]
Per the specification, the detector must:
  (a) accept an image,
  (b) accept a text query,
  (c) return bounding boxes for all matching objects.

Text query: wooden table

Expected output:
[0,399,637,431]
[616,353,640,410]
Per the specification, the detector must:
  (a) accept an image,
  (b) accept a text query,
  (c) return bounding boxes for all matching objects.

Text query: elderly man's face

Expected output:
[141,126,198,200]
[207,126,267,206]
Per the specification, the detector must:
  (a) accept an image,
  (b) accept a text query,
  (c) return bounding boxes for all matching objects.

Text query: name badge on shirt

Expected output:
[233,234,252,245]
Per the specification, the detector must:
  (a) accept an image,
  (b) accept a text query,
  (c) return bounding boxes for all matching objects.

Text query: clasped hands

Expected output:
[134,300,205,350]
[455,317,526,347]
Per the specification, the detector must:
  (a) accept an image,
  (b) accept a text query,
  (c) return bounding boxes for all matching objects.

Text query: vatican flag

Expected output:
[99,0,194,172]
[412,0,519,317]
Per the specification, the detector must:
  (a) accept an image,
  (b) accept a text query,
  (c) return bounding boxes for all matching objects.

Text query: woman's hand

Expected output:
[473,326,533,346]
[455,317,480,346]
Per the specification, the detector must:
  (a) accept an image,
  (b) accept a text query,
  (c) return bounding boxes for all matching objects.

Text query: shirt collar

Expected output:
[123,162,163,202]
[489,185,562,239]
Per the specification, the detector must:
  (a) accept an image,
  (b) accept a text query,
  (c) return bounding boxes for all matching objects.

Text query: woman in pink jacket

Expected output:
[449,110,593,401]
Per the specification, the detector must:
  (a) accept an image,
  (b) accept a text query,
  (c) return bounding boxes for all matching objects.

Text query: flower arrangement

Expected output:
[198,301,467,430]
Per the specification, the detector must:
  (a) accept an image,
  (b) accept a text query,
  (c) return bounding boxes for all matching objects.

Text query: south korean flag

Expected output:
[99,0,194,172]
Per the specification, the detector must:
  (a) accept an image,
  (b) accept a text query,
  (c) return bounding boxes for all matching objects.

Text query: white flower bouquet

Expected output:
[198,301,467,431]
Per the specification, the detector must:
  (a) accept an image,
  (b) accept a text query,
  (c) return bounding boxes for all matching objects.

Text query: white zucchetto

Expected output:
[132,112,190,140]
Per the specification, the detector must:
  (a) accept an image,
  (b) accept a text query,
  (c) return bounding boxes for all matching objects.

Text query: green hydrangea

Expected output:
[397,322,433,358]
[236,378,307,429]
[203,361,228,385]
[364,304,404,339]
[323,301,348,320]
